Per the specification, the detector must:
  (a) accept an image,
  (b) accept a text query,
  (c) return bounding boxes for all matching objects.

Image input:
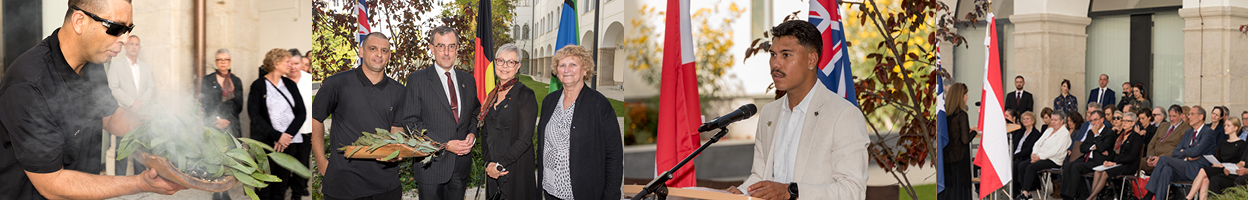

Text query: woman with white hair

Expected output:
[480,43,540,200]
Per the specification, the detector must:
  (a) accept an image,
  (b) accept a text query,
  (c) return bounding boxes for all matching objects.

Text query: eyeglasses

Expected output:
[71,6,134,37]
[1114,117,1123,120]
[433,44,460,51]
[216,59,231,61]
[497,59,520,68]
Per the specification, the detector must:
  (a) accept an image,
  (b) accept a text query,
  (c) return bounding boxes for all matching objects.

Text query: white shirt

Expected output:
[265,80,296,136]
[435,65,462,119]
[770,87,815,183]
[1097,87,1107,103]
[293,71,313,143]
[126,56,141,89]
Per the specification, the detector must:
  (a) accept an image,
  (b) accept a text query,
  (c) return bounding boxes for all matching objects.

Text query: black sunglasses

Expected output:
[71,6,134,37]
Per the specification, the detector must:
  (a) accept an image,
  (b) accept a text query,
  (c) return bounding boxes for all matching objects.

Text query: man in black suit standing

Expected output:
[401,25,480,200]
[1088,74,1116,110]
[1005,75,1033,115]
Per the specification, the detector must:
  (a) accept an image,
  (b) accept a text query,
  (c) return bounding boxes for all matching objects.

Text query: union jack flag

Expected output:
[355,0,371,43]
[809,0,857,106]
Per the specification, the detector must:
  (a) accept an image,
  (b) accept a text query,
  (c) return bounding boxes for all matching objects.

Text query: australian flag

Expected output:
[809,0,857,106]
[355,0,371,43]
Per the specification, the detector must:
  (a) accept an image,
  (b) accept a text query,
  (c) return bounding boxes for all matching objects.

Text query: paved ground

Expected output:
[108,186,489,200]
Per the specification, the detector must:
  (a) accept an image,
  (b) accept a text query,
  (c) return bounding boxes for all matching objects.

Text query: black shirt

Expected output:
[0,29,119,199]
[311,67,406,199]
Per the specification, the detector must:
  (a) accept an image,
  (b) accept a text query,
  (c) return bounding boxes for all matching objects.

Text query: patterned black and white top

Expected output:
[543,94,576,199]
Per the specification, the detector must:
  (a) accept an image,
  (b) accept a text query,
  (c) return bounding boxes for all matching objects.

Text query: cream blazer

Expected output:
[740,88,870,199]
[1031,126,1072,166]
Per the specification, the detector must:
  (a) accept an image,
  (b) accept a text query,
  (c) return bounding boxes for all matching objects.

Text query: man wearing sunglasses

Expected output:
[0,0,185,199]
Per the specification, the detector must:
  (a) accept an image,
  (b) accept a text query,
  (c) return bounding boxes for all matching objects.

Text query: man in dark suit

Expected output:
[1005,75,1033,115]
[1088,74,1116,110]
[1145,106,1215,200]
[401,25,480,200]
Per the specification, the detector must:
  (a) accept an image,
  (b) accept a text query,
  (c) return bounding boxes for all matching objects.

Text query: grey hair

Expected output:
[1088,102,1103,111]
[1124,112,1137,121]
[1053,111,1067,122]
[495,43,522,60]
[216,48,231,57]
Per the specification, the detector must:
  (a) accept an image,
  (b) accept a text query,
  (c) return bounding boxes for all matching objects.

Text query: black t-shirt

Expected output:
[312,67,407,199]
[0,29,119,199]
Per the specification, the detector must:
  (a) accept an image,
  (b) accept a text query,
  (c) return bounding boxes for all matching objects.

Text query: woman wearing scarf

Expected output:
[480,44,540,200]
[200,48,243,200]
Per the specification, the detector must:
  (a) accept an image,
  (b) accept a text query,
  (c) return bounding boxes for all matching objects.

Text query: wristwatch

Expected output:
[495,163,507,172]
[788,182,799,200]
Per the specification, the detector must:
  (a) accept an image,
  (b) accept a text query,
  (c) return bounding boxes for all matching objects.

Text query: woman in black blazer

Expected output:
[479,45,539,200]
[202,49,244,138]
[246,49,306,200]
[202,49,245,200]
[941,83,972,200]
[1087,113,1145,199]
[536,45,623,200]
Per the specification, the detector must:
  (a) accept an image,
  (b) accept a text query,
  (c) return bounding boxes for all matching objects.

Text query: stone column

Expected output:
[1179,2,1248,112]
[598,47,616,86]
[1010,4,1092,114]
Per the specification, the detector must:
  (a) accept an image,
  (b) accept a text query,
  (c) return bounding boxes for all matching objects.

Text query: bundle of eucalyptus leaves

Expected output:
[116,124,312,200]
[338,127,442,163]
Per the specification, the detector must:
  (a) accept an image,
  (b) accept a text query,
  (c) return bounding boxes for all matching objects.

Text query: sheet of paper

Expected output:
[1225,164,1240,175]
[1092,165,1119,171]
[1205,155,1220,164]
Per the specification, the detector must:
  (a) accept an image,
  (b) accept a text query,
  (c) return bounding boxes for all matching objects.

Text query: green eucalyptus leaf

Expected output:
[250,172,282,182]
[232,169,267,188]
[366,143,386,152]
[268,152,312,179]
[383,150,401,161]
[226,148,258,168]
[244,186,259,200]
[237,138,274,151]
[226,158,256,174]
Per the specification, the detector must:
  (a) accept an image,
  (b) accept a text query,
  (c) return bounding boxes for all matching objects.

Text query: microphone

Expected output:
[697,104,758,132]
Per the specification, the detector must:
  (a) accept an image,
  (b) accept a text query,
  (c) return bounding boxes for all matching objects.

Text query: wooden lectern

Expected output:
[622,185,762,200]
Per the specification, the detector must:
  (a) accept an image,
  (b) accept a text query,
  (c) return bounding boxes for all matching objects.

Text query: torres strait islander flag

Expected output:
[972,13,1011,199]
[655,0,700,188]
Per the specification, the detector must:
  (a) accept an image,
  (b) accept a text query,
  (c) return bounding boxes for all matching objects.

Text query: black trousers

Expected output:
[288,135,312,197]
[324,186,402,200]
[1017,159,1061,191]
[419,169,468,200]
[1061,160,1098,199]
[942,157,972,200]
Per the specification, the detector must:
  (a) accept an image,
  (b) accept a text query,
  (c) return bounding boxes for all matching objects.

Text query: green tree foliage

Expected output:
[619,2,745,145]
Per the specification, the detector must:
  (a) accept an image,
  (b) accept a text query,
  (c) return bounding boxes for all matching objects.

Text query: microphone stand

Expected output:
[631,127,730,200]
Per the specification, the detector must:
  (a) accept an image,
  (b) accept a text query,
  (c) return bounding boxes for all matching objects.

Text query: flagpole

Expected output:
[591,0,600,89]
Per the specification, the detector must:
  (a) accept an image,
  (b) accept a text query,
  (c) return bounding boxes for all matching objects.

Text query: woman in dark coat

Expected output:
[246,49,306,200]
[535,45,623,200]
[1087,112,1145,200]
[941,82,973,200]
[202,49,244,200]
[480,44,539,200]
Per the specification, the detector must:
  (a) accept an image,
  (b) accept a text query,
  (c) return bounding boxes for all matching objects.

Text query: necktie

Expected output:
[1191,127,1199,147]
[446,72,459,123]
[1162,125,1176,143]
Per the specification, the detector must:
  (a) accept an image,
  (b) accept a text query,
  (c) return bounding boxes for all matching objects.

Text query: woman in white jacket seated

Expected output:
[1014,112,1073,200]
